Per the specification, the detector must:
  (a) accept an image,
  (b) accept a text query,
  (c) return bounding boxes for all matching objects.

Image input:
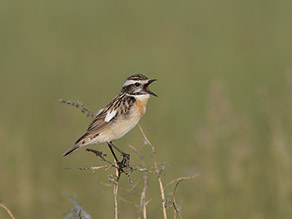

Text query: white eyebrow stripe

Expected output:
[123,80,136,87]
[104,110,117,122]
[122,79,148,87]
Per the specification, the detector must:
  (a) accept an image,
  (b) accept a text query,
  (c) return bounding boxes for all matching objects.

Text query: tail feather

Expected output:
[74,133,89,146]
[63,146,79,157]
[63,133,90,157]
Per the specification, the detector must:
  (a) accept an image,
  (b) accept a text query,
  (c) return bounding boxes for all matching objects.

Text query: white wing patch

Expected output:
[96,108,104,116]
[104,110,117,122]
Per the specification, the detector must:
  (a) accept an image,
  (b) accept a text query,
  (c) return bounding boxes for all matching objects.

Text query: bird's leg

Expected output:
[107,143,119,163]
[108,141,129,157]
[108,141,131,174]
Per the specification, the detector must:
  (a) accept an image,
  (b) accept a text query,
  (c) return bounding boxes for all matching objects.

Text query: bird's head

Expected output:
[121,74,157,97]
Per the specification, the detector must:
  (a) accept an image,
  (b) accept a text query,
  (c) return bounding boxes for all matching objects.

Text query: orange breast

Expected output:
[136,97,149,116]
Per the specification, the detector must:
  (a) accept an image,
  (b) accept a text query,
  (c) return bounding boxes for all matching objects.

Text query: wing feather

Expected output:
[74,93,136,147]
[74,95,121,146]
[104,110,117,122]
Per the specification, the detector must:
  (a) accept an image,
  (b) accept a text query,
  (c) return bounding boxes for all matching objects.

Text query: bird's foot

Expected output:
[117,153,132,177]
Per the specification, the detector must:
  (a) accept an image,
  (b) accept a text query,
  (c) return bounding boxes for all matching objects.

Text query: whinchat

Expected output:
[63,74,157,160]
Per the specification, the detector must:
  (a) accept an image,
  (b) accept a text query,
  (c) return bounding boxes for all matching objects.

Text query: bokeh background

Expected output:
[1,0,292,218]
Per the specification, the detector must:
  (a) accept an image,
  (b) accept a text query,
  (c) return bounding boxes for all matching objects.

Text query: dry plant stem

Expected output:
[141,175,148,219]
[129,145,148,219]
[172,180,184,219]
[86,148,114,166]
[65,165,111,171]
[163,174,198,219]
[113,159,119,219]
[138,124,167,219]
[59,98,94,118]
[164,174,199,189]
[119,197,139,208]
[85,149,120,219]
[0,202,16,219]
[76,209,82,219]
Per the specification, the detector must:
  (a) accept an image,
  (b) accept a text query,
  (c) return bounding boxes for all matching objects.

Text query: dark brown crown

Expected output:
[126,74,149,81]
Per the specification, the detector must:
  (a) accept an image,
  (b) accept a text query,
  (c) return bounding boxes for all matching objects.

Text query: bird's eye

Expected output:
[134,83,140,87]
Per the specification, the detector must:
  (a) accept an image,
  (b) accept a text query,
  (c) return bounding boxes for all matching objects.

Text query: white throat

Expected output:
[126,93,150,100]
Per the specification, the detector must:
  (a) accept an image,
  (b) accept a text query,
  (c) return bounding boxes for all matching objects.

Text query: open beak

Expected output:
[145,79,158,97]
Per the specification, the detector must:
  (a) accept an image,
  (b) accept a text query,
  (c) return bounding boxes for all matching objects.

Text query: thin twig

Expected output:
[59,98,95,118]
[87,149,119,219]
[141,174,148,219]
[132,167,152,173]
[129,144,148,219]
[76,209,82,219]
[172,180,184,219]
[113,159,119,219]
[127,180,140,196]
[138,124,167,219]
[145,198,154,206]
[164,174,199,189]
[86,148,114,166]
[164,174,198,219]
[65,165,111,171]
[0,202,16,219]
[119,197,139,208]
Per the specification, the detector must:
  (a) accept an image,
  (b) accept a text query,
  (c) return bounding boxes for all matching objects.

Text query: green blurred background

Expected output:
[1,0,292,218]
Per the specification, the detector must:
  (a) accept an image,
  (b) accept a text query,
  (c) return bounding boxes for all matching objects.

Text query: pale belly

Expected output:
[99,102,146,142]
[110,113,141,140]
[84,115,141,145]
[85,95,149,144]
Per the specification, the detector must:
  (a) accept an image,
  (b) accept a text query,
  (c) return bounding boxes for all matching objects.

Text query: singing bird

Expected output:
[63,74,157,161]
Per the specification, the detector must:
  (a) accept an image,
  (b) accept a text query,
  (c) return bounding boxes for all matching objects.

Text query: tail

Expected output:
[63,133,89,157]
[62,146,79,157]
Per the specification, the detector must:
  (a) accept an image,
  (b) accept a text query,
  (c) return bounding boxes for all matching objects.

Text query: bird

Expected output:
[63,74,157,161]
